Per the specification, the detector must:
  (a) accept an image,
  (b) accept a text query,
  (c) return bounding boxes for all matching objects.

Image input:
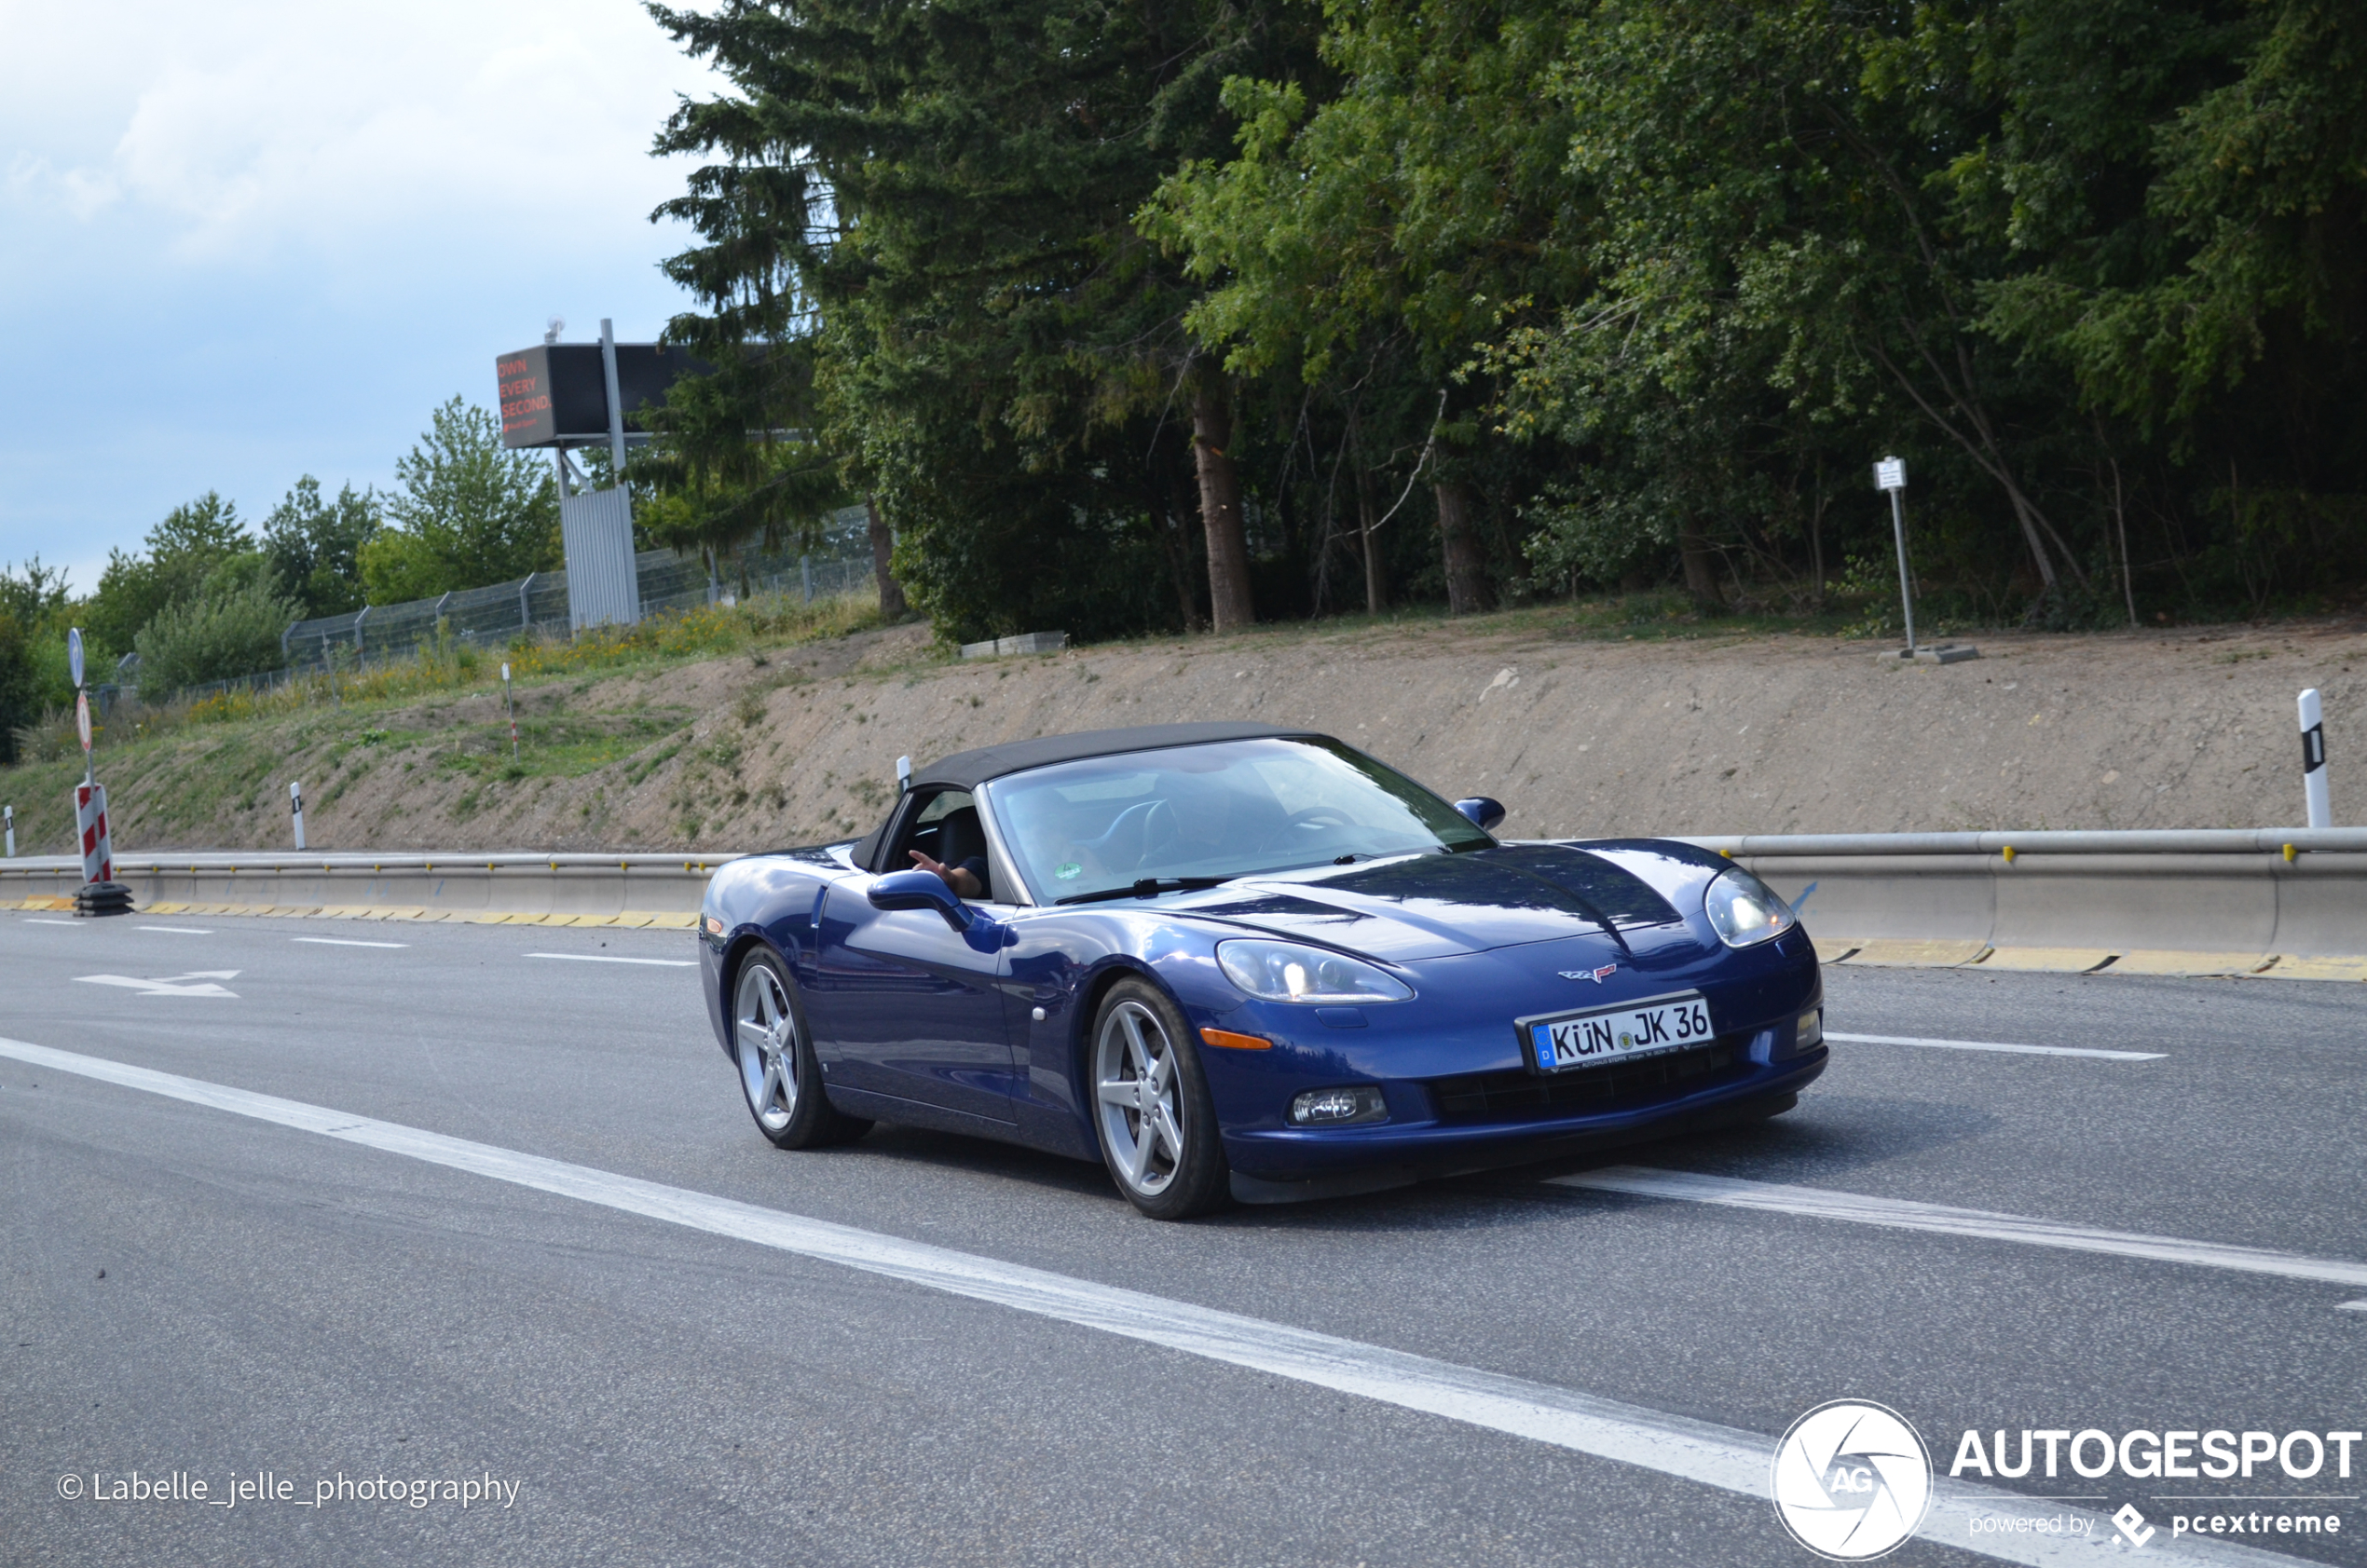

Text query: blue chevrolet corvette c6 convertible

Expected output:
[697,721,1827,1219]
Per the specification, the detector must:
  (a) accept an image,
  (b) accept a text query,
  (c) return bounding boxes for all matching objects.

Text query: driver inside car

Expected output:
[909,802,991,899]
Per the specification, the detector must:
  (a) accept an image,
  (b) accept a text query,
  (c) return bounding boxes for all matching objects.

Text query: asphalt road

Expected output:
[3,910,2362,1567]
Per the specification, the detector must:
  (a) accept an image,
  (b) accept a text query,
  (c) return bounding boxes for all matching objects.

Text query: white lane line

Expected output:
[138,926,213,934]
[292,937,410,949]
[523,952,695,968]
[0,1035,2304,1568]
[1551,1166,2367,1296]
[21,919,81,927]
[1827,1030,2162,1061]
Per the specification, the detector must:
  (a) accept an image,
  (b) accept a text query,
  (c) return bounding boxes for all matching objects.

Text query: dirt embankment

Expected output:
[12,617,2363,854]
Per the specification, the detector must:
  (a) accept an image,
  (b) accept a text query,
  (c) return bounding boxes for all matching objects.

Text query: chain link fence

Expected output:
[135,507,882,706]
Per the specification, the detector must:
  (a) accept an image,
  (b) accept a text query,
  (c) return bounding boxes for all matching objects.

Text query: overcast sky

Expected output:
[0,0,723,592]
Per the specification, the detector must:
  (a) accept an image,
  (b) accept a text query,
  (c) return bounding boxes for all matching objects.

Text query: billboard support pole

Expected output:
[600,320,628,479]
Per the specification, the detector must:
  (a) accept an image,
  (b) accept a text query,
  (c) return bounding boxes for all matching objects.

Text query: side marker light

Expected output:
[1201,1028,1272,1051]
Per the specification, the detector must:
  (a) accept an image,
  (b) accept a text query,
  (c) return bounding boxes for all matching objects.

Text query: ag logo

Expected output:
[1771,1399,1933,1561]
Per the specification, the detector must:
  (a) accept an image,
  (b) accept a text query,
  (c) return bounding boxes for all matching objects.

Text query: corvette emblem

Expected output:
[1559,964,1619,983]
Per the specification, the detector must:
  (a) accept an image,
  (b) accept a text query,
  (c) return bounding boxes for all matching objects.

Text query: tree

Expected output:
[83,493,252,658]
[0,558,72,764]
[649,0,1319,642]
[630,338,856,588]
[358,398,559,603]
[1145,0,1582,612]
[130,570,304,697]
[262,476,381,619]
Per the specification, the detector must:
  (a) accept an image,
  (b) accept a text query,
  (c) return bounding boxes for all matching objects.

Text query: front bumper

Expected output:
[1219,1043,1826,1181]
[1195,926,1826,1181]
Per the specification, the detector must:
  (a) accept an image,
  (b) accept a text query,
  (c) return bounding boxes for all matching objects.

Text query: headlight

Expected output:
[1703,866,1795,948]
[1216,939,1414,1003]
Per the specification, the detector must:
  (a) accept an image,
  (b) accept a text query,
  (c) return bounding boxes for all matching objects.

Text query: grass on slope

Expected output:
[0,590,887,856]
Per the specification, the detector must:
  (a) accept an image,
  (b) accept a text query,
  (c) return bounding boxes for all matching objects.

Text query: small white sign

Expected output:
[1875,457,1907,492]
[501,662,512,682]
[75,690,91,751]
[67,627,84,688]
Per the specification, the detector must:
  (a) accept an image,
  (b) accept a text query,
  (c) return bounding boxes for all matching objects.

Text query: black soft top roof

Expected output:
[911,721,1315,791]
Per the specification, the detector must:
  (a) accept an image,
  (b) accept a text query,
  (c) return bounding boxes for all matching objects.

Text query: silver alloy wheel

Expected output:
[735,961,799,1134]
[1093,998,1184,1196]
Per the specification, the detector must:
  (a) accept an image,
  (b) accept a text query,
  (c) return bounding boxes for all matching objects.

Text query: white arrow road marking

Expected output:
[73,971,240,998]
[1549,1166,2367,1304]
[0,1034,2313,1568]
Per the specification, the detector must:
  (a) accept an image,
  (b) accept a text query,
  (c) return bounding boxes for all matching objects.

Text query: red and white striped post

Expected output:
[75,782,113,884]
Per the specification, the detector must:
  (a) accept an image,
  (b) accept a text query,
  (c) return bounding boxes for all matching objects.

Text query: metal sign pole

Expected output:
[1868,459,1977,665]
[1874,457,1916,654]
[503,663,519,759]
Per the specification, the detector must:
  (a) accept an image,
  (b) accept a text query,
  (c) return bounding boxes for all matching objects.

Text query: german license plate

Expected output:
[1522,991,1715,1073]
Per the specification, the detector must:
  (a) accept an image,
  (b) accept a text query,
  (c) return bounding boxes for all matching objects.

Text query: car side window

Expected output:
[885,788,999,903]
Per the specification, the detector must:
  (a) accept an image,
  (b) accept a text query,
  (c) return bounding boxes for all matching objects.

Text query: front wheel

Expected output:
[733,949,869,1150]
[1090,978,1229,1220]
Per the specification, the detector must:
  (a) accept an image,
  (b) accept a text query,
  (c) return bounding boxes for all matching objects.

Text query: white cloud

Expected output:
[2,0,724,265]
[0,0,739,583]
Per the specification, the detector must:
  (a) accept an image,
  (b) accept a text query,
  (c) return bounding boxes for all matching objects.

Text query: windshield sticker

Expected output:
[1055,862,1083,880]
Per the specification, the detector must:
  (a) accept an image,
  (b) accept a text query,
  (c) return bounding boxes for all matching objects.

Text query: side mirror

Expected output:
[1454,797,1507,832]
[869,867,970,930]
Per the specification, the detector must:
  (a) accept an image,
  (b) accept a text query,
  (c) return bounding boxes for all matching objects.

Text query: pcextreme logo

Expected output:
[1772,1400,1935,1561]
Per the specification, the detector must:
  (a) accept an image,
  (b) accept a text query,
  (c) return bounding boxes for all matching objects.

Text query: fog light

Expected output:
[1289,1086,1388,1126]
[1797,1008,1824,1051]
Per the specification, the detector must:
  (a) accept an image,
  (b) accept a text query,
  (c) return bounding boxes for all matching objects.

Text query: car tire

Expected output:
[732,948,870,1150]
[1089,977,1229,1220]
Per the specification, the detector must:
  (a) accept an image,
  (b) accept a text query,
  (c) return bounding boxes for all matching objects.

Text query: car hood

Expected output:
[1170,844,1700,962]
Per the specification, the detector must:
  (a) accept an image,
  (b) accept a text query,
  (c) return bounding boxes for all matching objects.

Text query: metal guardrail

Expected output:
[0,852,743,920]
[6,833,2361,963]
[1680,828,2367,856]
[1675,831,2367,965]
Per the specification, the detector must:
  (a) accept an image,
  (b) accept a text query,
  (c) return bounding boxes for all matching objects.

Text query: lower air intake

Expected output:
[1427,1039,1746,1125]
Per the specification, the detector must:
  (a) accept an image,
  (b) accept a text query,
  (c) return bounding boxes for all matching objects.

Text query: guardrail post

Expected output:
[2301,688,2332,829]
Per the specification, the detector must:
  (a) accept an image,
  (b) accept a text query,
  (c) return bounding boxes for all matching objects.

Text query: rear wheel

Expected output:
[1090,978,1228,1220]
[733,949,869,1149]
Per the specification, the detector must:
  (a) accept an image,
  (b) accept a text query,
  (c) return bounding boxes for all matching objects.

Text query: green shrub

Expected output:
[132,575,302,697]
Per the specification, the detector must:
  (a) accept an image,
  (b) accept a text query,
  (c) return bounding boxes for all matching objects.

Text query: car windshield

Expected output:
[985,737,1493,902]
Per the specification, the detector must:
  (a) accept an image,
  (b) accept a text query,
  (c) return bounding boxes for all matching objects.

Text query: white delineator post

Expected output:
[897,755,912,795]
[2300,688,2331,829]
[1874,456,1916,654]
[289,780,307,852]
[4,804,14,858]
